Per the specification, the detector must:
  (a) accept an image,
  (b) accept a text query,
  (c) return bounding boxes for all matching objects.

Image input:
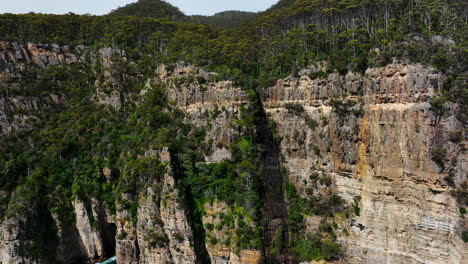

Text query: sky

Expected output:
[0,0,279,16]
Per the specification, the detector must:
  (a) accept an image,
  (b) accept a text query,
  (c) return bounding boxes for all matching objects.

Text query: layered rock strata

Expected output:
[262,62,467,264]
[0,40,466,264]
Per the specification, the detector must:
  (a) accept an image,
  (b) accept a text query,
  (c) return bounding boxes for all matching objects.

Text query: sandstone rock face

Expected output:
[165,65,249,162]
[0,41,79,72]
[0,217,30,264]
[74,198,106,259]
[158,148,197,264]
[262,62,467,264]
[202,201,262,264]
[0,42,126,138]
[116,148,196,264]
[93,47,127,109]
[0,96,41,135]
[51,212,86,264]
[0,42,77,136]
[165,65,262,263]
[0,194,113,264]
[0,41,466,264]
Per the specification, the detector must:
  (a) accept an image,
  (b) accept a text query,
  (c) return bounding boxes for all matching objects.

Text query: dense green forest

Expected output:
[0,0,467,262]
[109,0,185,20]
[1,0,466,82]
[110,0,257,28]
[190,11,257,28]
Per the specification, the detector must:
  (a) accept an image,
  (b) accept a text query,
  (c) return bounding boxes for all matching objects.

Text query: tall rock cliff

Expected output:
[262,62,467,263]
[0,42,466,264]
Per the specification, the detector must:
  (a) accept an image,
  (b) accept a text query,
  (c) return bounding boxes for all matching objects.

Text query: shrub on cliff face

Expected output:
[330,99,364,119]
[431,148,447,170]
[285,103,305,115]
[305,116,319,130]
[290,234,341,262]
[430,95,448,124]
[321,238,341,260]
[205,223,214,231]
[286,183,344,261]
[290,234,323,261]
[353,201,361,217]
[459,207,467,216]
[173,232,184,242]
[463,231,468,243]
[270,225,284,255]
[145,229,170,249]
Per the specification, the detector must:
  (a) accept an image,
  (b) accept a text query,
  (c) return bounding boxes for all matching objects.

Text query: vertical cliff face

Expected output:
[0,41,466,264]
[164,65,263,264]
[262,62,467,263]
[115,148,196,264]
[0,41,76,135]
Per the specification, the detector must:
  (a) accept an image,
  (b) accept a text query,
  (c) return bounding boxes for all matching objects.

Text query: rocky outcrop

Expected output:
[52,212,86,264]
[262,62,467,264]
[0,42,126,137]
[0,96,41,135]
[93,47,127,109]
[73,198,117,260]
[165,65,249,162]
[161,64,250,164]
[0,41,80,72]
[140,62,467,264]
[0,217,28,264]
[157,149,196,264]
[116,148,196,264]
[165,65,263,263]
[0,42,74,136]
[202,201,262,264]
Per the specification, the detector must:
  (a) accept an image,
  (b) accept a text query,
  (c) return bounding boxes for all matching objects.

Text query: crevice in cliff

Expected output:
[135,238,140,262]
[254,92,289,263]
[102,223,117,257]
[170,152,211,264]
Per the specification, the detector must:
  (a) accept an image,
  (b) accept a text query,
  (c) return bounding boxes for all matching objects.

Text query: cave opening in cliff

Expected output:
[102,223,117,257]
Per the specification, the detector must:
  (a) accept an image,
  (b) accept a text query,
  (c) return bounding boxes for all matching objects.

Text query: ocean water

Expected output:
[96,256,117,264]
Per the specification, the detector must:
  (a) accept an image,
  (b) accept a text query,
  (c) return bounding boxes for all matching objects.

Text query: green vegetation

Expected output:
[290,234,341,261]
[330,99,364,118]
[110,0,185,20]
[431,73,467,126]
[305,116,319,130]
[190,11,257,28]
[353,197,361,217]
[0,0,465,89]
[463,231,468,243]
[178,98,264,252]
[270,225,284,255]
[460,207,467,216]
[286,183,344,261]
[205,223,214,231]
[0,0,467,260]
[430,95,448,124]
[353,202,361,217]
[110,0,257,28]
[285,103,305,115]
[146,230,170,248]
[431,148,447,170]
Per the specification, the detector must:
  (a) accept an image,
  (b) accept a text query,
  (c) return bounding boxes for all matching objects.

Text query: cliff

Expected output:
[262,62,467,263]
[0,41,466,264]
